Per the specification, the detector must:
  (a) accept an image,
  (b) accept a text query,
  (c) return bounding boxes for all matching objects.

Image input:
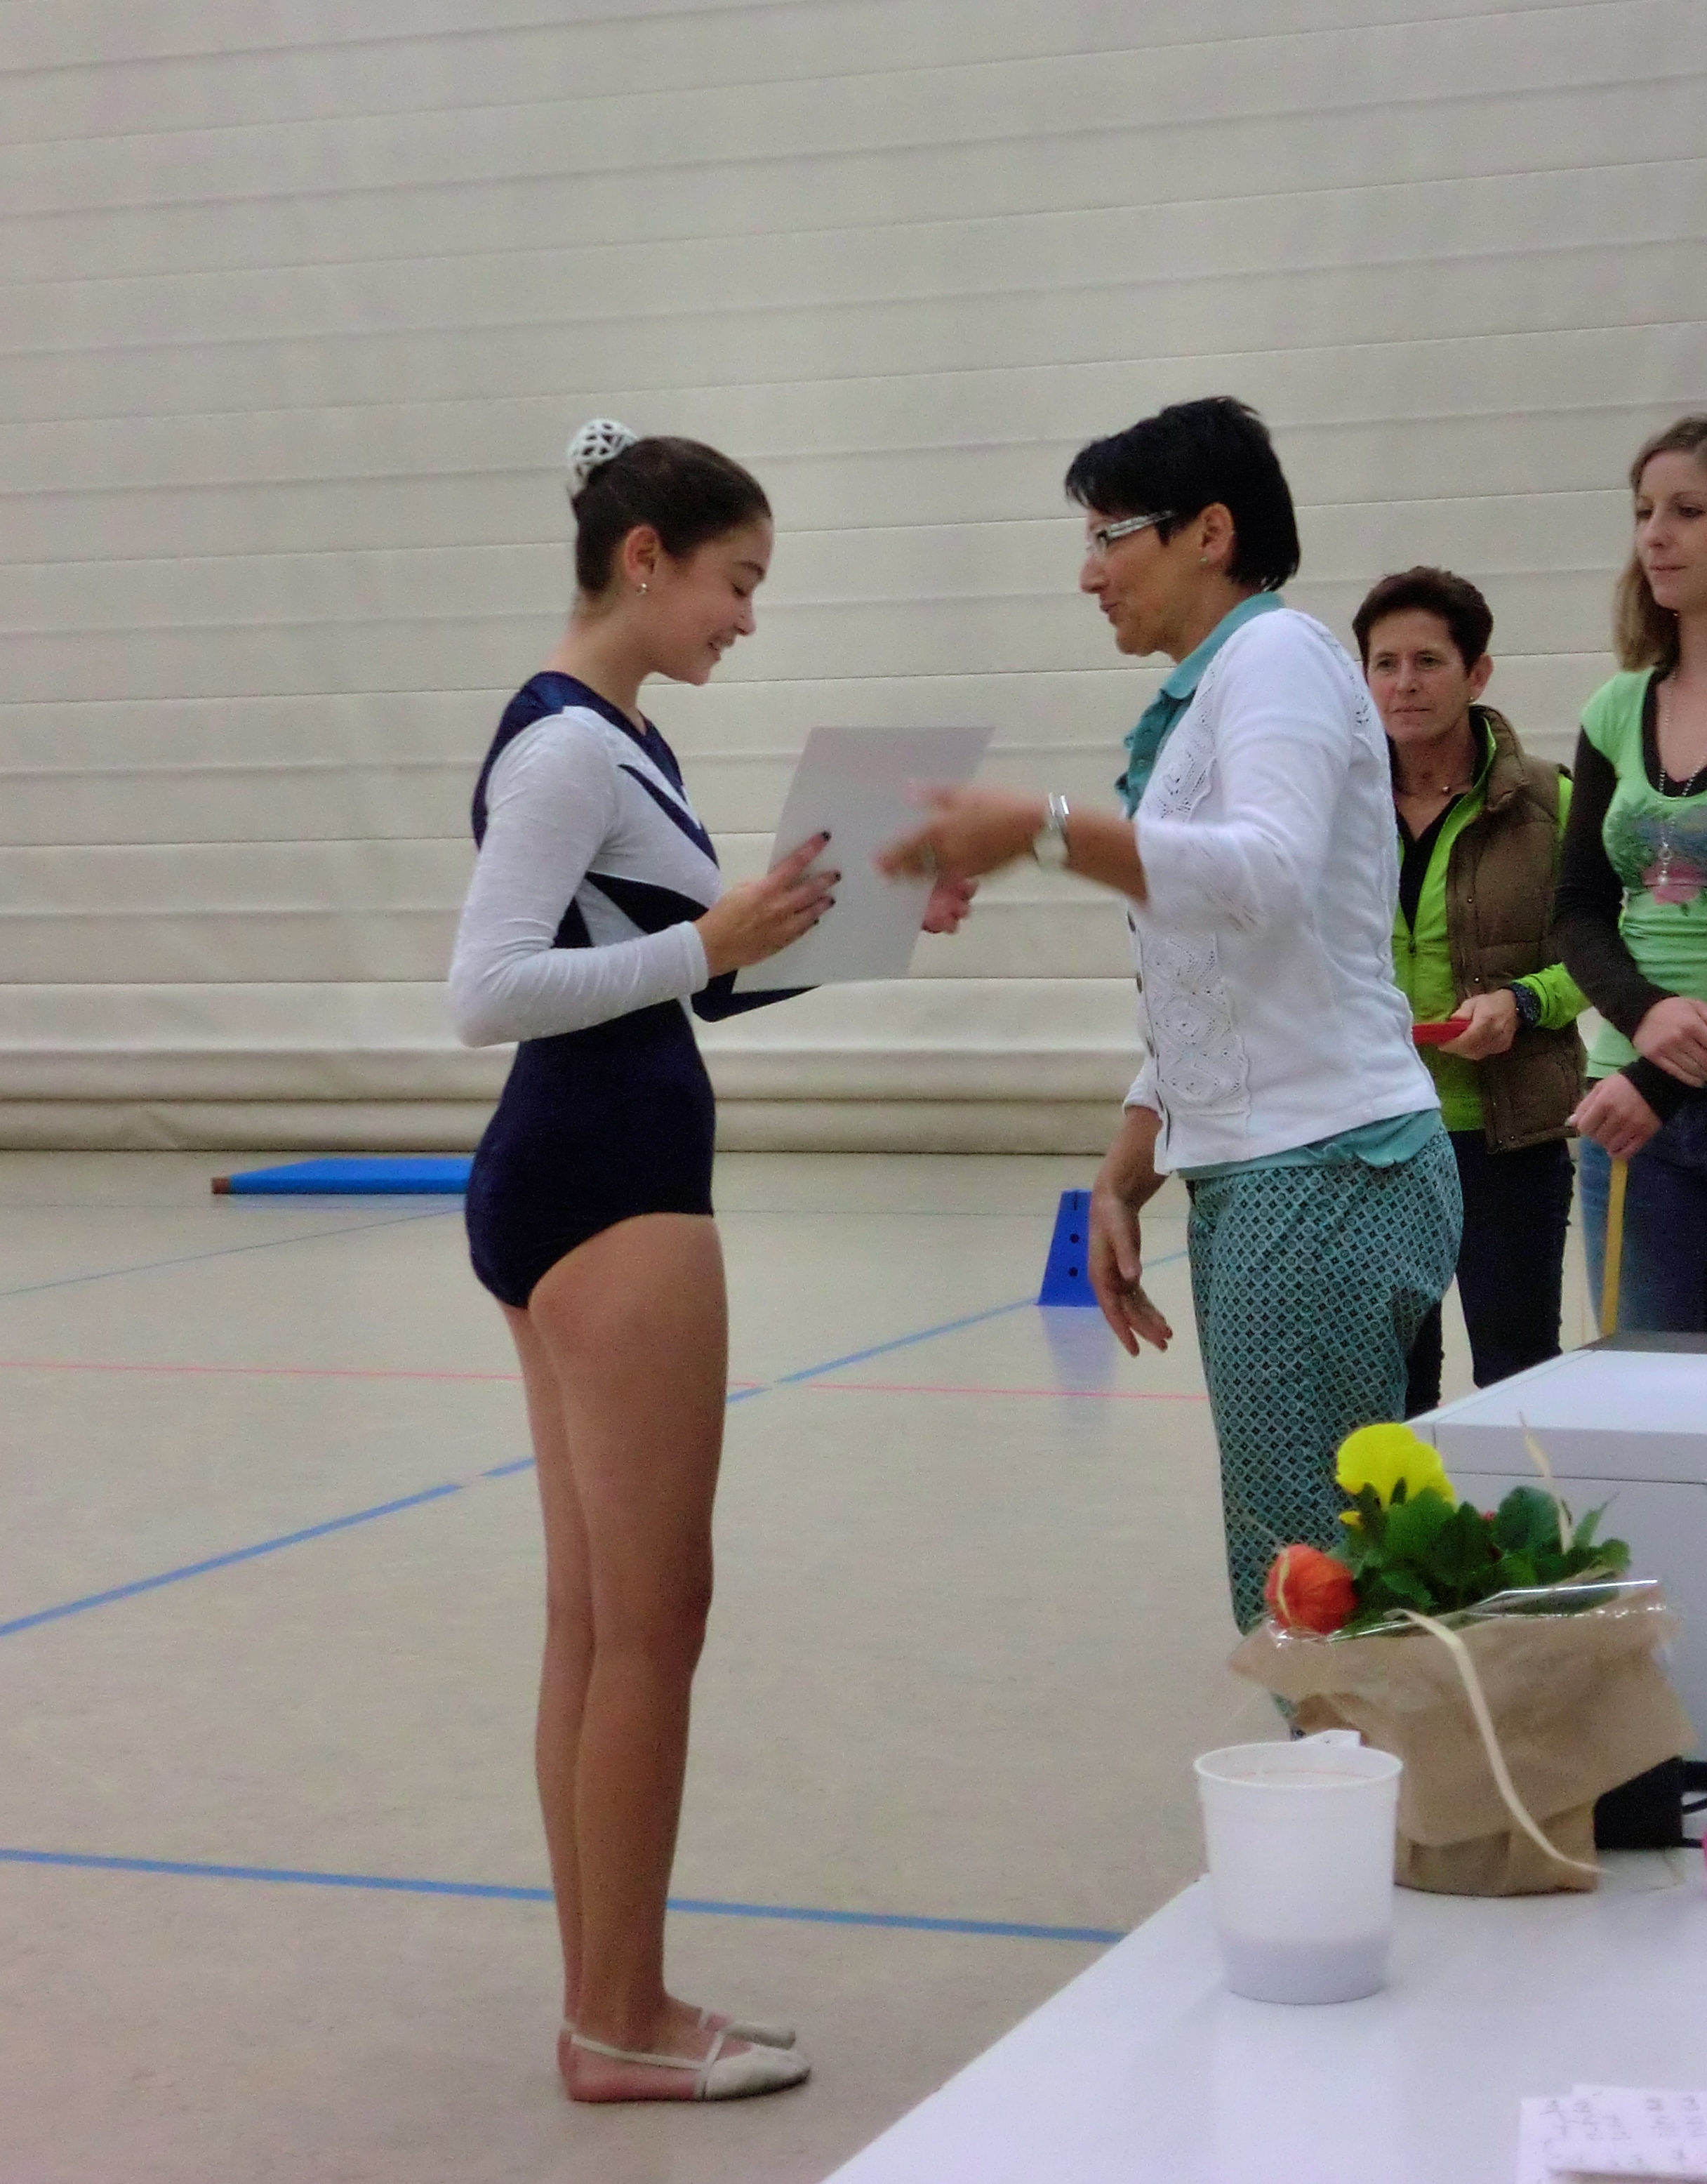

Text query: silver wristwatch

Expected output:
[1031,793,1072,870]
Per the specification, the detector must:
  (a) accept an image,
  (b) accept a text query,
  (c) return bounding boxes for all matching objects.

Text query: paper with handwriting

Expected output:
[1519,2088,1707,2181]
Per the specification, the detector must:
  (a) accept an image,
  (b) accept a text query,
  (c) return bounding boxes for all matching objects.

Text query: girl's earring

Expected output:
[638,581,649,595]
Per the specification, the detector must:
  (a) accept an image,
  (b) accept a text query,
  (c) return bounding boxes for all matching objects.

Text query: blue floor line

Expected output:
[0,1207,455,1302]
[771,1248,1188,1388]
[774,1297,1034,1383]
[0,1245,1197,1637]
[665,1897,1123,1945]
[0,1483,465,1639]
[0,1848,1120,1945]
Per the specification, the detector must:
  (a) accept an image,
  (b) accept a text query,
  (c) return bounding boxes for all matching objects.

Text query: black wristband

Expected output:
[1505,981,1543,1031]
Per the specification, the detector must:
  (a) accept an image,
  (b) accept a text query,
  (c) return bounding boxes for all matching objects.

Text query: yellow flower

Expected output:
[1336,1422,1458,1509]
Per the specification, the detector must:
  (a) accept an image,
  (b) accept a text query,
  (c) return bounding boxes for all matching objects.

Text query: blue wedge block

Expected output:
[1037,1188,1097,1306]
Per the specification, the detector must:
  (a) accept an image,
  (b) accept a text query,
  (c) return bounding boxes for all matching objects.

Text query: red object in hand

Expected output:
[1412,1021,1463,1046]
[1264,1544,1357,1635]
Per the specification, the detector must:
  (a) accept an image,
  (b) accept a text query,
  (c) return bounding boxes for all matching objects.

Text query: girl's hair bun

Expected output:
[566,418,639,494]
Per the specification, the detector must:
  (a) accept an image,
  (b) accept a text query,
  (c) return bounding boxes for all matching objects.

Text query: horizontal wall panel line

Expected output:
[0,576,1635,641]
[1,244,1694,365]
[0,9,1672,171]
[0,654,1621,710]
[3,312,1700,406]
[0,413,1675,481]
[2,142,1696,286]
[0,483,1645,531]
[1,0,825,78]
[0,0,1631,76]
[4,111,1696,248]
[0,501,1637,578]
[6,196,1701,333]
[0,0,1631,97]
[0,741,1113,776]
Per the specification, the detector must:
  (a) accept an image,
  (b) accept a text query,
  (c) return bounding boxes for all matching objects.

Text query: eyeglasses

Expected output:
[1086,511,1174,559]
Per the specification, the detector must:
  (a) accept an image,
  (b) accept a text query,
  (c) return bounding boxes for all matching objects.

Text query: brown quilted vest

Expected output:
[1446,707,1585,1150]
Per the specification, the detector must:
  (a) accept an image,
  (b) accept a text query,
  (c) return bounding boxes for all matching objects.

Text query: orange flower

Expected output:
[1264,1544,1357,1635]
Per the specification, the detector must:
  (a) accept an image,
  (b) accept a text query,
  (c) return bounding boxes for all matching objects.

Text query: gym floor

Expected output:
[0,1150,1598,2183]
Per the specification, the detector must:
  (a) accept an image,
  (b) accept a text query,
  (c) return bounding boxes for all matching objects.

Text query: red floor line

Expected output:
[0,1358,523,1384]
[0,1357,763,1393]
[799,1379,1209,1402]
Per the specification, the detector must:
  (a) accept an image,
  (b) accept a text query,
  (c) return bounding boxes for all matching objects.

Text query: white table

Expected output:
[823,1853,1707,2183]
[1414,1342,1707,1754]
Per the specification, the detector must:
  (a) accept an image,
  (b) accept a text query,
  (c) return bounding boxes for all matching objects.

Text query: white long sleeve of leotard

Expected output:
[447,716,711,1047]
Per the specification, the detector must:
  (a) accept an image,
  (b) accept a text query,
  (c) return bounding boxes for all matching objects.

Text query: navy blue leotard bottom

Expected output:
[465,998,715,1309]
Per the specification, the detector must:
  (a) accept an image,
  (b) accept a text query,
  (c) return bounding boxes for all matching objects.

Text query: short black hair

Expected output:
[1352,567,1493,670]
[1063,396,1301,590]
[571,435,771,595]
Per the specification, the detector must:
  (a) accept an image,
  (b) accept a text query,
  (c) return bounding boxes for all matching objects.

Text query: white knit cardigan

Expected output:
[1124,607,1437,1172]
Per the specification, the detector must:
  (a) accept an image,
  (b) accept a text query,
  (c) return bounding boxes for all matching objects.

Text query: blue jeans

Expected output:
[1579,1101,1707,1335]
[1404,1132,1574,1415]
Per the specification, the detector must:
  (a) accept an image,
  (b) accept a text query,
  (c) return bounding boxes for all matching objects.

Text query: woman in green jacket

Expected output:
[1353,568,1588,1415]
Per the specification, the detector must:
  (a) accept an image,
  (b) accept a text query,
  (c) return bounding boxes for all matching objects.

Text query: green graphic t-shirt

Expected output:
[1581,669,1707,1076]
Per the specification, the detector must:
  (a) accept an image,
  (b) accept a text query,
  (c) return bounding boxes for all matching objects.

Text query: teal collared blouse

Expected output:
[1118,590,1287,814]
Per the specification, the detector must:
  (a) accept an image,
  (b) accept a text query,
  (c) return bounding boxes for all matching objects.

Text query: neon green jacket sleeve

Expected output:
[1512,772,1589,1029]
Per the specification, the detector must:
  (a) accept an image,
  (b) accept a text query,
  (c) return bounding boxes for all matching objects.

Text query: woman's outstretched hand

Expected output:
[696,835,837,974]
[877,786,1045,882]
[922,874,978,933]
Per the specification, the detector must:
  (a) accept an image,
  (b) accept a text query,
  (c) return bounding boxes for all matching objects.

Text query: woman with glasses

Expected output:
[880,397,1460,1631]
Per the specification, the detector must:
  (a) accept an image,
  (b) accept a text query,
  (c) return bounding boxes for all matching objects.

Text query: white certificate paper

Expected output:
[733,724,992,991]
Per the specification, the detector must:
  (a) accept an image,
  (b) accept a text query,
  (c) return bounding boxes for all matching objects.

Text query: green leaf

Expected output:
[1381,1489,1454,1565]
[1493,1486,1565,1555]
[1423,1504,1498,1599]
[1489,1550,1539,1594]
[1572,1502,1610,1552]
[1364,1566,1435,1613]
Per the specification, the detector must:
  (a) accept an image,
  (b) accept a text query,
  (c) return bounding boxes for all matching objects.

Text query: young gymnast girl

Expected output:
[451,423,870,2105]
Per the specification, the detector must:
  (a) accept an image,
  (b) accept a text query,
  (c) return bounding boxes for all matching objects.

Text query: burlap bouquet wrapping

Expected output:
[1230,1592,1693,1895]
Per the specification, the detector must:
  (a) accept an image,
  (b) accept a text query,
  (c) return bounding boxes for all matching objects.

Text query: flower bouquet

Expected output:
[1230,1424,1694,1896]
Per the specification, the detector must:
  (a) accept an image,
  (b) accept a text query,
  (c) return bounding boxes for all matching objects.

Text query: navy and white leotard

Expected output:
[449,672,792,1307]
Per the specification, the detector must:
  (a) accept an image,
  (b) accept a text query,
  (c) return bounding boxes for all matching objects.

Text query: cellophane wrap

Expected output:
[1230,1582,1694,1895]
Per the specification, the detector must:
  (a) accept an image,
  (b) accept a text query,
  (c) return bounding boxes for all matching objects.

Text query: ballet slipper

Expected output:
[563,2023,810,2103]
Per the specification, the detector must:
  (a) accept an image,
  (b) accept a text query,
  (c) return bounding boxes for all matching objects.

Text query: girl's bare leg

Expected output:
[500,1304,593,2025]
[520,1213,742,2101]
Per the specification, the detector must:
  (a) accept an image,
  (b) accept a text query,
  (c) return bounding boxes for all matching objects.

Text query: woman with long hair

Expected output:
[1555,414,1707,1330]
[880,397,1460,1632]
[449,421,969,2104]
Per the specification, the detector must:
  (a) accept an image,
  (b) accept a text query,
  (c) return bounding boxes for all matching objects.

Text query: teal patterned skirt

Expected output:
[1186,1134,1462,1631]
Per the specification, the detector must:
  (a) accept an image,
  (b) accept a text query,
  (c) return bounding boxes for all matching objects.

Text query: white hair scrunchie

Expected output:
[566,418,639,494]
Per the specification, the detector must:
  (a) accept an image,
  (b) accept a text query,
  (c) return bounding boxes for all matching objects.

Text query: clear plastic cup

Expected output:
[1194,1732,1403,2005]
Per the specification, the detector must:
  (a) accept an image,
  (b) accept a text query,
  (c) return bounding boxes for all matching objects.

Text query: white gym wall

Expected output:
[1,0,1702,1150]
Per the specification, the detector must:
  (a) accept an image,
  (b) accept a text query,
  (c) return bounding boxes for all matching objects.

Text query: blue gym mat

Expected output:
[213,1156,472,1196]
